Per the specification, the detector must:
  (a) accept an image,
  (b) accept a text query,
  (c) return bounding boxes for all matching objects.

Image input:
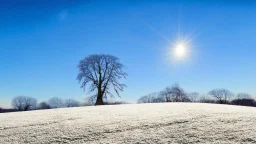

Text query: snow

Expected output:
[0,103,256,144]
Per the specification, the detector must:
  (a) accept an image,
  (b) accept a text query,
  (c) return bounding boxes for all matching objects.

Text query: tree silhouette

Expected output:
[160,84,189,102]
[12,96,37,111]
[208,89,233,104]
[77,54,127,105]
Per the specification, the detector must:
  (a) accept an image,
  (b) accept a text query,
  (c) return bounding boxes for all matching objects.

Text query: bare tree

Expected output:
[188,92,200,102]
[65,99,80,107]
[38,102,51,109]
[237,93,251,99]
[48,97,64,108]
[77,54,127,105]
[12,96,37,111]
[208,89,234,104]
[160,84,189,102]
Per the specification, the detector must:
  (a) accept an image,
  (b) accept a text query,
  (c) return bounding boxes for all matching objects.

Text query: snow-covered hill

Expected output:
[1,103,256,144]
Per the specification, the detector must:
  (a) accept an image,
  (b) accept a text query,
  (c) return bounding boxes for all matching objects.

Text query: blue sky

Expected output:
[1,0,256,108]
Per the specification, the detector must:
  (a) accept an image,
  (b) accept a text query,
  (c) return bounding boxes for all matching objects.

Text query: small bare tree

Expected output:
[160,84,189,102]
[208,89,233,104]
[65,99,80,107]
[77,54,127,105]
[12,96,37,111]
[48,97,64,108]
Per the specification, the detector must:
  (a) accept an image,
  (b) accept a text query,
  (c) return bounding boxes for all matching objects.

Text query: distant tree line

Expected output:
[9,96,82,111]
[0,95,129,113]
[1,83,255,113]
[137,83,256,107]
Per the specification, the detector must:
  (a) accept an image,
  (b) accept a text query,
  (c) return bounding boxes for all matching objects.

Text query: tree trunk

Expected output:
[95,92,104,105]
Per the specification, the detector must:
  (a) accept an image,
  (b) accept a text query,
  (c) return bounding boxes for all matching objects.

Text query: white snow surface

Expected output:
[1,103,256,144]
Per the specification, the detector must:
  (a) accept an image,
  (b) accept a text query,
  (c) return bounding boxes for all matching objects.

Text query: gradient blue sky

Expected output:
[1,0,256,108]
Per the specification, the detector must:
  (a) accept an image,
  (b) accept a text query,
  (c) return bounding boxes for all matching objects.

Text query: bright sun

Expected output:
[165,35,193,63]
[173,41,188,59]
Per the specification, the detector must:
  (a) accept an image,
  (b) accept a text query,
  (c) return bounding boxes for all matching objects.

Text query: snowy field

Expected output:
[1,103,256,144]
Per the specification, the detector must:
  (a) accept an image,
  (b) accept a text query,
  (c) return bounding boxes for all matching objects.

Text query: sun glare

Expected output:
[172,41,188,60]
[174,43,186,58]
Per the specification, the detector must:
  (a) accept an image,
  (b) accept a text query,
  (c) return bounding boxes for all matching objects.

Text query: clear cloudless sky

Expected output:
[1,0,256,108]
